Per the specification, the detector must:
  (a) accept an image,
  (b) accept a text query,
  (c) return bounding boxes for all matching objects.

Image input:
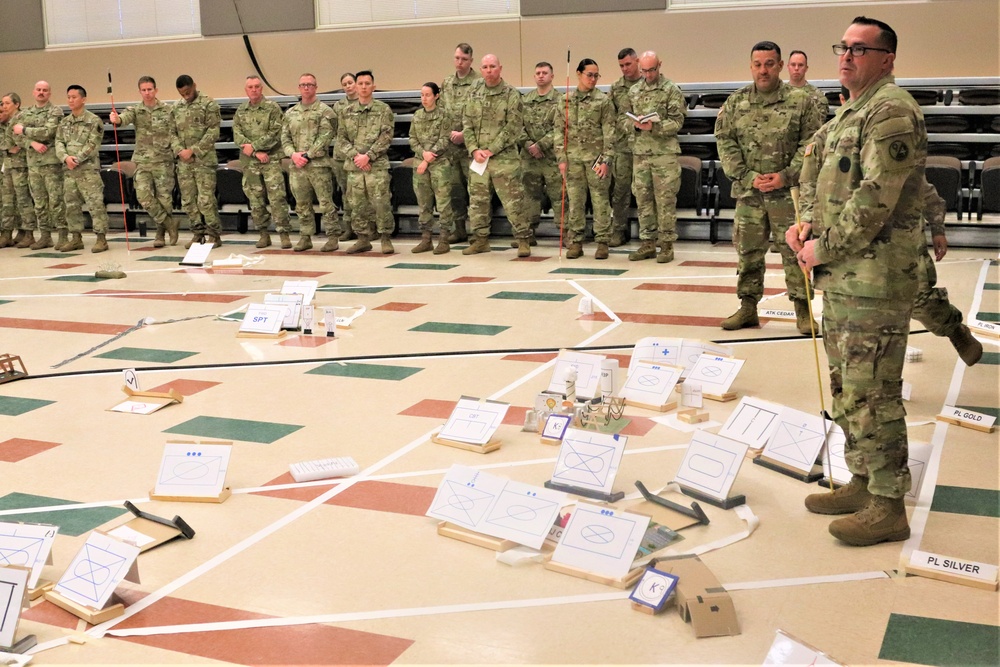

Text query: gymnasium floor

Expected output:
[0,226,997,666]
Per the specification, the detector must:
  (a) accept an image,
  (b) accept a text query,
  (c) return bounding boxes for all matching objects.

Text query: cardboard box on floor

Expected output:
[654,554,740,638]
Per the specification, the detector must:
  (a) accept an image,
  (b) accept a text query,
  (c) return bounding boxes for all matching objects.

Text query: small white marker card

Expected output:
[0,565,30,649]
[629,566,679,612]
[687,354,744,397]
[281,280,318,305]
[719,396,784,449]
[0,522,58,589]
[123,368,140,392]
[551,502,650,579]
[551,428,627,495]
[763,629,843,666]
[969,318,999,338]
[548,350,606,400]
[264,293,303,330]
[439,396,509,445]
[53,532,140,610]
[153,442,232,498]
[908,550,999,590]
[620,361,684,409]
[541,413,572,441]
[674,431,748,502]
[937,405,996,432]
[239,304,285,335]
[179,241,213,266]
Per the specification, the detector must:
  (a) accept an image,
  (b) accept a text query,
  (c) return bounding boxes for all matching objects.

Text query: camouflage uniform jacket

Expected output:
[15,101,64,166]
[609,76,641,151]
[622,75,686,156]
[555,87,617,165]
[799,75,927,301]
[170,92,220,166]
[337,99,393,172]
[714,81,823,198]
[521,88,559,158]
[330,97,355,158]
[282,100,335,166]
[440,70,481,136]
[921,178,946,237]
[1,112,27,169]
[116,101,174,166]
[409,106,454,163]
[463,79,524,161]
[55,110,104,170]
[800,82,831,123]
[233,98,285,165]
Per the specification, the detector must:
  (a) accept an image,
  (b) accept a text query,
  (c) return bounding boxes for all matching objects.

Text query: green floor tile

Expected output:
[978,352,999,365]
[984,282,999,290]
[548,267,627,276]
[318,284,391,294]
[139,255,186,262]
[47,274,110,282]
[0,492,127,537]
[0,396,54,416]
[489,291,575,302]
[879,613,999,666]
[164,415,302,444]
[27,252,76,259]
[387,263,457,271]
[95,347,198,363]
[307,362,423,381]
[975,311,1000,322]
[410,321,510,336]
[0,300,11,306]
[930,485,1000,518]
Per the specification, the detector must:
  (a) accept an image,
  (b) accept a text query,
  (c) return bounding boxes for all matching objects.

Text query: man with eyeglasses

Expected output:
[520,61,564,247]
[609,48,642,247]
[620,51,686,263]
[788,17,928,547]
[715,41,824,333]
[281,73,338,252]
[787,50,830,122]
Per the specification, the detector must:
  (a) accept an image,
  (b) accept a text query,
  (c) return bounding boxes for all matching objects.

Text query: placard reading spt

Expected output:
[239,304,285,335]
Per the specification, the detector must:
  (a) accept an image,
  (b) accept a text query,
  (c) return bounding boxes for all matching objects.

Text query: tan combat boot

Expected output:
[608,231,625,248]
[279,232,292,249]
[320,236,339,252]
[16,231,35,248]
[462,236,491,255]
[628,239,656,261]
[0,229,12,248]
[510,232,537,248]
[53,229,69,252]
[517,238,531,258]
[656,241,674,264]
[153,225,166,248]
[91,233,109,253]
[594,243,609,260]
[30,231,53,250]
[207,232,223,248]
[804,475,872,515]
[447,226,468,244]
[948,324,983,367]
[566,242,583,259]
[294,235,313,252]
[185,233,203,249]
[166,217,179,246]
[339,227,356,242]
[380,233,394,254]
[412,231,433,254]
[63,232,84,251]
[346,235,372,254]
[433,235,450,255]
[721,297,759,330]
[828,495,909,546]
[256,231,271,249]
[11,230,26,247]
[793,298,818,335]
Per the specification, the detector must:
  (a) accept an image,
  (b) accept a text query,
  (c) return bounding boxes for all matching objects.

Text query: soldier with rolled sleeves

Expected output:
[171,75,222,248]
[12,80,64,250]
[462,54,533,257]
[609,48,642,247]
[440,43,479,243]
[338,70,395,255]
[109,76,178,248]
[0,98,22,248]
[333,72,359,242]
[555,58,617,260]
[233,75,291,249]
[55,85,110,253]
[282,73,338,252]
[715,41,824,333]
[789,17,927,546]
[621,51,686,263]
[520,61,564,247]
[1,94,36,249]
[408,82,457,254]
[787,50,831,122]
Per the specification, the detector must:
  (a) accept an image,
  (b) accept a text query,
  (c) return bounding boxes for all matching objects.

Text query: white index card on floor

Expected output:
[552,502,649,579]
[439,396,509,445]
[0,522,58,589]
[719,396,784,449]
[154,443,232,499]
[179,242,213,266]
[763,629,843,666]
[53,532,140,611]
[674,431,748,502]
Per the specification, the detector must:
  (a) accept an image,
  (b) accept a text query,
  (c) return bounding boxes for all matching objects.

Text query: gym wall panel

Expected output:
[0,0,45,53]
[521,0,665,16]
[201,0,315,36]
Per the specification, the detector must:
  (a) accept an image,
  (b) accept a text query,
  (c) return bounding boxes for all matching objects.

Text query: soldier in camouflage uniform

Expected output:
[408,82,457,255]
[171,75,222,248]
[621,51,686,263]
[0,97,22,247]
[787,50,832,122]
[555,59,617,260]
[55,85,109,253]
[333,73,358,242]
[110,76,177,248]
[521,62,564,247]
[462,54,532,257]
[1,94,37,248]
[715,41,824,333]
[609,48,642,247]
[282,73,338,252]
[338,70,395,255]
[790,17,926,546]
[440,43,480,243]
[12,81,65,250]
[234,76,291,249]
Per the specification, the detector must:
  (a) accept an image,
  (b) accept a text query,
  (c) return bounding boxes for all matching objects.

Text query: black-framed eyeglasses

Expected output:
[582,72,600,80]
[832,44,892,57]
[639,66,659,74]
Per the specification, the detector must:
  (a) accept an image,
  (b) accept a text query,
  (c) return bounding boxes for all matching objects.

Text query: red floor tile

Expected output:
[680,260,783,269]
[512,256,549,262]
[47,263,85,269]
[501,352,557,363]
[86,289,247,303]
[277,335,335,347]
[254,477,436,518]
[22,598,81,630]
[449,276,494,283]
[635,283,784,295]
[374,302,426,312]
[578,312,733,327]
[0,317,131,335]
[175,269,329,277]
[146,379,220,396]
[398,398,456,419]
[0,437,61,462]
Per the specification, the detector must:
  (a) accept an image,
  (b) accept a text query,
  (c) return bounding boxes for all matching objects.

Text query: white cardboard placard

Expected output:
[179,242,213,266]
[547,351,606,400]
[0,565,30,649]
[550,428,627,495]
[629,337,733,379]
[674,431,748,501]
[551,502,649,579]
[438,396,509,445]
[52,532,140,610]
[759,407,832,474]
[620,361,684,408]
[239,304,285,335]
[719,396,784,449]
[153,442,232,498]
[0,522,58,588]
[687,354,744,396]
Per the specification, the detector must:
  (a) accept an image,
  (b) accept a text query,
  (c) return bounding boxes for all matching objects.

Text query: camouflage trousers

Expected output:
[522,156,564,231]
[134,163,174,228]
[467,156,529,239]
[347,168,393,236]
[242,159,290,233]
[632,153,680,242]
[733,190,809,303]
[611,149,634,233]
[1,168,21,232]
[332,160,354,234]
[288,163,337,237]
[27,163,65,233]
[176,162,220,234]
[565,161,612,243]
[64,166,109,234]
[412,161,456,234]
[823,292,912,499]
[450,152,471,232]
[3,166,35,230]
[912,248,963,337]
